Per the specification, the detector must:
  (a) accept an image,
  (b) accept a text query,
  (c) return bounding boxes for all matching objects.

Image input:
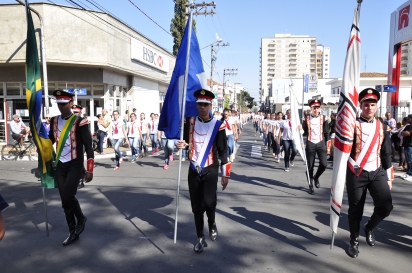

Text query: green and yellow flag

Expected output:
[25,3,56,188]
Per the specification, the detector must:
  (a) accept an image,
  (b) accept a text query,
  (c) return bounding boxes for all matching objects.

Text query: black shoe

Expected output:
[75,216,87,236]
[63,231,79,246]
[346,239,359,258]
[363,223,375,247]
[314,178,320,188]
[193,237,207,253]
[209,223,218,241]
[308,179,315,195]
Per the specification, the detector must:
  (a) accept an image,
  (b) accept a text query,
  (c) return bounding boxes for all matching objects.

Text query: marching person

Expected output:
[223,109,235,162]
[139,113,149,157]
[345,88,394,258]
[278,109,298,172]
[111,110,129,170]
[149,113,159,155]
[49,89,94,246]
[301,99,329,194]
[176,89,231,254]
[126,113,142,163]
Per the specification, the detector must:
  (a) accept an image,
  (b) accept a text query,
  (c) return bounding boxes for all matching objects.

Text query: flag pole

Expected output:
[330,231,336,249]
[23,0,50,237]
[330,0,362,248]
[174,10,193,244]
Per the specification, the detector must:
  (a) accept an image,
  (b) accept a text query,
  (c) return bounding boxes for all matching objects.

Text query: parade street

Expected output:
[0,124,411,273]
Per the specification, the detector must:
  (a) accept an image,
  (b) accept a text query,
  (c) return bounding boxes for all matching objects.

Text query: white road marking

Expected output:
[251,145,262,158]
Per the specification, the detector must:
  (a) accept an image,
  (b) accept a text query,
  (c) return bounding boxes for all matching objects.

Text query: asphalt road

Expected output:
[0,122,411,273]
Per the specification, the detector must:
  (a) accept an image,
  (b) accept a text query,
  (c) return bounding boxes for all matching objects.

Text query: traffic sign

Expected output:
[375,85,397,93]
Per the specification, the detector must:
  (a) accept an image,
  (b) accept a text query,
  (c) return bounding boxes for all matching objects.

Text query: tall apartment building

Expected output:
[316,45,331,79]
[401,41,412,76]
[259,34,329,104]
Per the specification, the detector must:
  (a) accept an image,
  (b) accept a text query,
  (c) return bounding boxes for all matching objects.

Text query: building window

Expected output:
[6,83,20,96]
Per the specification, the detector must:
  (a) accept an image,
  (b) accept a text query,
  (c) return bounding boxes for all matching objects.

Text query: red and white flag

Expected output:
[330,3,361,236]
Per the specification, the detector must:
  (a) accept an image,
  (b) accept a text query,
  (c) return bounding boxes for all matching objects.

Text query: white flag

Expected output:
[290,87,306,163]
[330,4,361,234]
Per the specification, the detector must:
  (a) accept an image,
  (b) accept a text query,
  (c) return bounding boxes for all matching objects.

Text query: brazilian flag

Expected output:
[25,3,56,188]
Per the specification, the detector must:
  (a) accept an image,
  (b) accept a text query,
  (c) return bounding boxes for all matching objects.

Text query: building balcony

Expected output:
[402,52,409,57]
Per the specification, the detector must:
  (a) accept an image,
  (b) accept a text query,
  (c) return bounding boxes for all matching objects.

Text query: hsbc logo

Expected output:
[157,55,163,68]
[399,5,410,30]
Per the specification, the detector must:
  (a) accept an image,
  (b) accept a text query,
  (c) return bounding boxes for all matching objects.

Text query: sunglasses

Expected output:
[197,103,210,107]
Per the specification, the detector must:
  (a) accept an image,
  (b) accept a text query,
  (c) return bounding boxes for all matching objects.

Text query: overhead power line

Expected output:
[127,0,172,36]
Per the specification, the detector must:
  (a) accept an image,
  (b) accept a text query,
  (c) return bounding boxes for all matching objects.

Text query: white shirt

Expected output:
[127,121,140,138]
[224,117,235,136]
[149,119,158,134]
[266,119,276,133]
[57,116,73,163]
[358,121,379,172]
[139,120,148,134]
[274,120,282,136]
[280,119,294,140]
[10,120,26,134]
[308,116,321,144]
[111,120,125,139]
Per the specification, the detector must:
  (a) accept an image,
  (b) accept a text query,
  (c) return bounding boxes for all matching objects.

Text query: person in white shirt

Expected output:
[10,115,30,146]
[127,113,142,163]
[272,112,284,162]
[278,109,297,171]
[139,113,149,157]
[149,113,159,155]
[223,109,236,162]
[96,114,107,154]
[261,113,270,149]
[265,112,277,155]
[111,110,129,170]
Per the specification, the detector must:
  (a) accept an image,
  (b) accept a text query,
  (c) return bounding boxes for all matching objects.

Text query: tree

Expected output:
[236,90,255,112]
[170,0,197,56]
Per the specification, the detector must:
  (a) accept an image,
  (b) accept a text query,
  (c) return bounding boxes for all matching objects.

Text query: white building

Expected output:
[0,3,175,143]
[316,45,331,79]
[260,34,330,107]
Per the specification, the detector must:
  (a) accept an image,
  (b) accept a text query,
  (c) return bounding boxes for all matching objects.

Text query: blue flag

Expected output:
[158,16,207,139]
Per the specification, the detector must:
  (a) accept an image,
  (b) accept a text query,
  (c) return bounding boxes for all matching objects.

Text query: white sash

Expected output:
[348,120,378,168]
[192,118,219,168]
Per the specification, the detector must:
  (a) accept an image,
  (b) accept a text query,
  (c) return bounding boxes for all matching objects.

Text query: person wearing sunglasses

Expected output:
[42,114,53,134]
[176,89,231,254]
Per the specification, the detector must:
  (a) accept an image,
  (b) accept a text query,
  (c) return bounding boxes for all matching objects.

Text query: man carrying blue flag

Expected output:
[177,89,231,253]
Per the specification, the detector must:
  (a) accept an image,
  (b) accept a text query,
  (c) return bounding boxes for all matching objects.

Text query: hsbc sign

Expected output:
[131,38,169,73]
[392,1,412,45]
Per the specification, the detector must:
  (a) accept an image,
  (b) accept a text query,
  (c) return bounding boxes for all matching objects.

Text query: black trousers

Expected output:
[306,140,327,179]
[188,165,219,238]
[267,132,275,153]
[56,159,85,231]
[346,167,393,240]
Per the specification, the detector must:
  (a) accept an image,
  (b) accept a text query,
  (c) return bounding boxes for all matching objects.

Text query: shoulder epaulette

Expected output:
[79,118,90,126]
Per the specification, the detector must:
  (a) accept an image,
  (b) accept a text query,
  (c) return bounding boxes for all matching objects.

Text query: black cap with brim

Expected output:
[359,88,380,103]
[194,89,214,104]
[52,89,75,104]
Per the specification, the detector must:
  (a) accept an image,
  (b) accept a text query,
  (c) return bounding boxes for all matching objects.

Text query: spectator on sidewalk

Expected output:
[102,109,112,147]
[42,113,52,134]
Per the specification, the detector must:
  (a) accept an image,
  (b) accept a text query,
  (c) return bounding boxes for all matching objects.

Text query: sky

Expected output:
[1,0,408,99]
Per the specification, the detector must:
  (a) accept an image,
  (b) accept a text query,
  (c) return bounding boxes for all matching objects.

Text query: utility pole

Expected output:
[222,68,237,110]
[185,1,216,22]
[210,42,229,93]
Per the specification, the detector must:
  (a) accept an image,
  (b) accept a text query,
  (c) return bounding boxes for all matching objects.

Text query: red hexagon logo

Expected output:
[157,55,163,68]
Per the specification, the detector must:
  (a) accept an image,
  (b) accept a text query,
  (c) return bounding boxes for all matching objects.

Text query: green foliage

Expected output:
[171,0,197,56]
[236,90,255,111]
